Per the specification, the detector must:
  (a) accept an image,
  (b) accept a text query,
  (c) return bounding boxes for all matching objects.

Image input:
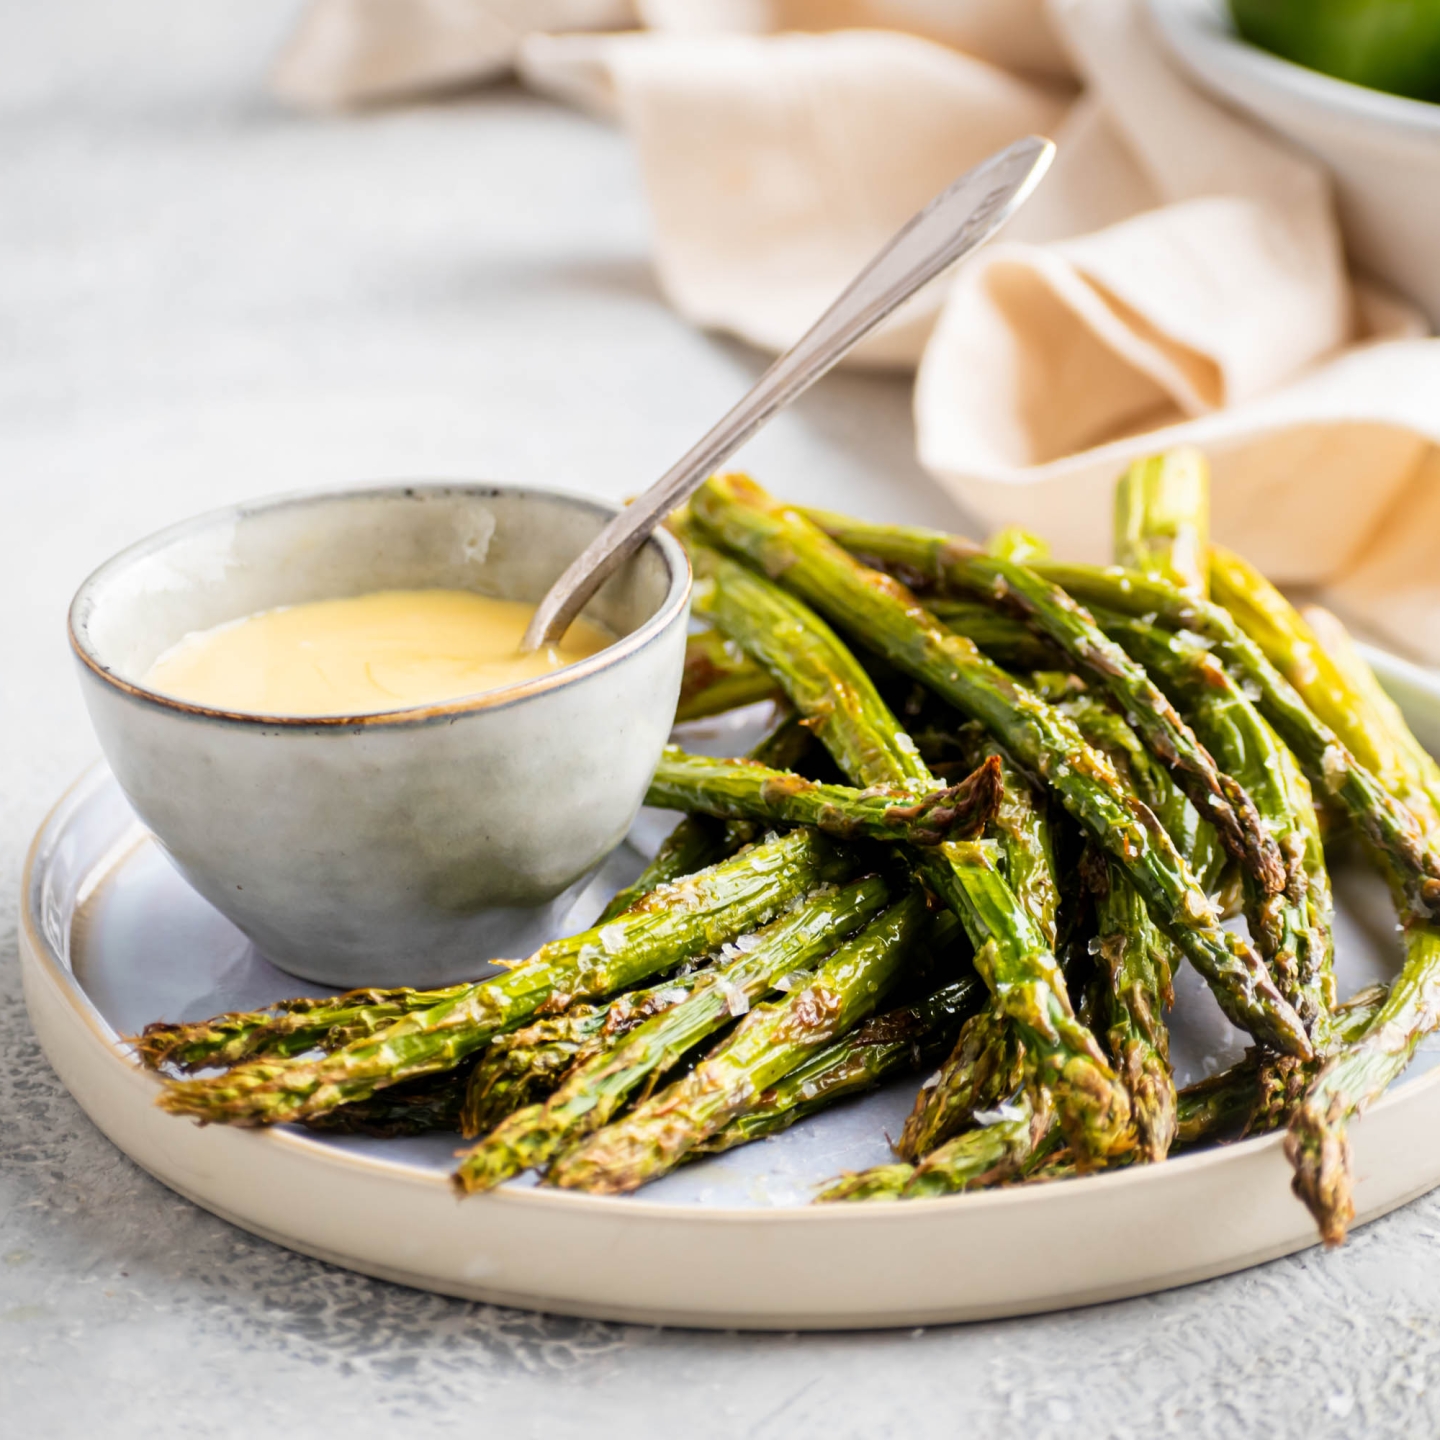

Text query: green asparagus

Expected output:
[597,713,814,925]
[820,1088,1057,1201]
[1030,560,1440,922]
[547,889,930,1193]
[689,529,1132,1163]
[157,828,854,1127]
[801,500,1286,900]
[646,746,1003,848]
[453,875,894,1192]
[1211,547,1440,836]
[459,967,713,1136]
[1100,613,1335,1040]
[1079,845,1177,1161]
[695,973,986,1153]
[676,628,782,722]
[1113,448,1210,595]
[134,982,474,1074]
[898,735,1060,1160]
[696,475,1309,1058]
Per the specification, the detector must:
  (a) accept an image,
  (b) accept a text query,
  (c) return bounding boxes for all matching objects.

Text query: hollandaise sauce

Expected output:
[142,589,612,716]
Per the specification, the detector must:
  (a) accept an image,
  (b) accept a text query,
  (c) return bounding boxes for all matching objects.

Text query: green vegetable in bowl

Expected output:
[1230,0,1440,103]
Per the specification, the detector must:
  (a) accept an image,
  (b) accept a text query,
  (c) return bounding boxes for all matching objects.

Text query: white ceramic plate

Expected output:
[19,656,1440,1329]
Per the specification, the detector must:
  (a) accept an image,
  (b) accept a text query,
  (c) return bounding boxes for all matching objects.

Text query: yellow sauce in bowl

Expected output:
[142,589,612,716]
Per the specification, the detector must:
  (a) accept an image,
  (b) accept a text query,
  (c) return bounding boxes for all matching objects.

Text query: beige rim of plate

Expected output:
[21,756,1440,1332]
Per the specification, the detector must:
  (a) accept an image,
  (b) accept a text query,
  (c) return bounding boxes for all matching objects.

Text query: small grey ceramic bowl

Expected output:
[69,482,691,988]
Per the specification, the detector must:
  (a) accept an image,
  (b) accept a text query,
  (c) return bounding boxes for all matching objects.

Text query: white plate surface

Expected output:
[19,659,1440,1328]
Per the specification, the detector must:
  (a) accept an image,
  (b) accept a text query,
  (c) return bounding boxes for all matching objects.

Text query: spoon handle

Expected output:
[521,133,1056,652]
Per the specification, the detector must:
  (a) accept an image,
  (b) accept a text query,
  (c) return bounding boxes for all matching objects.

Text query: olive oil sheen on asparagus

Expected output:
[143,589,611,716]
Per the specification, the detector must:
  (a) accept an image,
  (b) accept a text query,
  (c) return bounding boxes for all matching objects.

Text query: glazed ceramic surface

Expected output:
[68,484,691,987]
[20,654,1440,1330]
[1148,0,1440,327]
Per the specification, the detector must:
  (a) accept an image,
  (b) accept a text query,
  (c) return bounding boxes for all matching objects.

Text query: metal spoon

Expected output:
[521,133,1055,652]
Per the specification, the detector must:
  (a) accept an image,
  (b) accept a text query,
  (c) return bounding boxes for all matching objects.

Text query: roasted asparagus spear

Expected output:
[1113,448,1211,595]
[597,713,814,925]
[800,498,1285,900]
[694,475,1309,1058]
[1030,560,1440,922]
[676,629,781,722]
[689,534,1132,1163]
[157,829,854,1127]
[547,889,931,1193]
[647,745,1002,848]
[695,972,986,1153]
[459,967,713,1136]
[134,982,475,1074]
[452,875,894,1192]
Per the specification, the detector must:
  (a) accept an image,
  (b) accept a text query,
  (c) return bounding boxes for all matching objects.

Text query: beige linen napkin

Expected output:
[271,0,636,108]
[271,0,1062,107]
[632,0,1074,79]
[523,29,1071,366]
[520,0,1438,661]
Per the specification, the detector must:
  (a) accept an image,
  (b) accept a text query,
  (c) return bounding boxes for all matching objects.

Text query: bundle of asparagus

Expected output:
[136,452,1440,1247]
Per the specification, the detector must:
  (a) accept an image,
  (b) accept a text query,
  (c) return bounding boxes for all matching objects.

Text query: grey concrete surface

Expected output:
[4,4,1440,1435]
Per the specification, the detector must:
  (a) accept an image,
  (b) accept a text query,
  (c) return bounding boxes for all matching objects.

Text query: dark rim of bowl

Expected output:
[68,480,693,730]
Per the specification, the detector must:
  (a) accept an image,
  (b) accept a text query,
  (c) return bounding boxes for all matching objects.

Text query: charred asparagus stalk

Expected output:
[547,890,930,1193]
[1179,985,1389,1148]
[1102,613,1335,1041]
[1211,548,1440,836]
[647,746,1003,848]
[800,500,1285,901]
[690,534,1132,1163]
[1288,924,1440,1243]
[898,737,1059,1160]
[1030,560,1440,922]
[695,475,1309,1059]
[676,629,781,722]
[1057,692,1226,892]
[1078,845,1177,1162]
[134,982,474,1074]
[820,1088,1057,1201]
[695,973,986,1153]
[157,829,854,1127]
[689,541,934,792]
[1113,449,1210,595]
[898,1006,1023,1161]
[1194,552,1440,1239]
[825,987,1391,1201]
[452,875,894,1192]
[597,713,814,925]
[906,598,1060,673]
[459,967,714,1136]
[1109,450,1333,1046]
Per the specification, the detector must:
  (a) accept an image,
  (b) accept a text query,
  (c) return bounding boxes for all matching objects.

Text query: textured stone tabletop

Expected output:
[4,4,1440,1435]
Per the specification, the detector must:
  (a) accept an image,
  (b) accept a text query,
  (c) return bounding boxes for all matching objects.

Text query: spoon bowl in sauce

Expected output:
[68,482,691,988]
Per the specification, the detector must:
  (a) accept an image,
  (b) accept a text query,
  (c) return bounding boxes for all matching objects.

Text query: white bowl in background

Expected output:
[1149,0,1440,326]
[68,482,691,989]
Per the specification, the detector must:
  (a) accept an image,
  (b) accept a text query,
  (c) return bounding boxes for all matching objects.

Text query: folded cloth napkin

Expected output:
[272,0,1073,108]
[273,0,1440,664]
[271,0,637,108]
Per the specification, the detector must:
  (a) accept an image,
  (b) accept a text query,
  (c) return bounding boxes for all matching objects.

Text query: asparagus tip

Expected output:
[1284,1100,1354,1247]
[1118,1043,1177,1164]
[813,1164,914,1202]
